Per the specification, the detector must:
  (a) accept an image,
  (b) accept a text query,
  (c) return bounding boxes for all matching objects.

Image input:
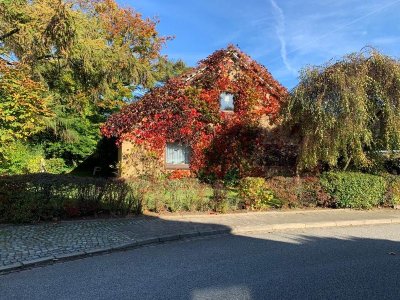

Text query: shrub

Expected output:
[238,177,277,210]
[168,170,192,179]
[223,168,240,187]
[45,158,71,174]
[103,181,143,215]
[265,177,297,208]
[211,180,229,213]
[264,176,331,208]
[0,141,44,175]
[320,172,387,209]
[384,157,400,175]
[139,178,213,213]
[0,174,142,223]
[297,176,333,207]
[384,175,400,207]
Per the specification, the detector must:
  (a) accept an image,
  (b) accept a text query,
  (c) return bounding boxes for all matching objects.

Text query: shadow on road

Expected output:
[1,215,400,299]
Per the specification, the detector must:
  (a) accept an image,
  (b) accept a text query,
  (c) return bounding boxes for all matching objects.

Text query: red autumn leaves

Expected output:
[102,45,288,177]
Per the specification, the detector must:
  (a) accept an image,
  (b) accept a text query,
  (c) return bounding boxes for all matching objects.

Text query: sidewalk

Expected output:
[1,209,400,273]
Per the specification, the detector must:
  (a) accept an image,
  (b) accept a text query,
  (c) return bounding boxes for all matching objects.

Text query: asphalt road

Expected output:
[1,224,400,300]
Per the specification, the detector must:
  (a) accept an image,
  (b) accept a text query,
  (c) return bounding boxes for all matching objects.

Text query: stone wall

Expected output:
[119,141,165,178]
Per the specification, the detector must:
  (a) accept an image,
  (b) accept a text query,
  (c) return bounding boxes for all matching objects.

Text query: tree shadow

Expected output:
[1,215,400,299]
[69,137,118,177]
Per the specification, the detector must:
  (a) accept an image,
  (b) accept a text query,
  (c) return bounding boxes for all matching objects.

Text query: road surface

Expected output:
[1,224,400,299]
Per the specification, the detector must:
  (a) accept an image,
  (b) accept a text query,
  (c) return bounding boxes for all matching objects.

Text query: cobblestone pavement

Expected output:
[0,216,224,269]
[2,209,400,270]
[0,220,129,267]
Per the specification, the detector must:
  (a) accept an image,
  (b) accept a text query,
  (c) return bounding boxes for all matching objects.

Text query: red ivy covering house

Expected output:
[101,45,291,179]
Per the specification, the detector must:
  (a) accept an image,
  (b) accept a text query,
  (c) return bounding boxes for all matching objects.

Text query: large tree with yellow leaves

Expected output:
[0,0,183,171]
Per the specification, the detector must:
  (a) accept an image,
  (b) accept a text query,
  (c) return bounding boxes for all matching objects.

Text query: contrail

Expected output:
[269,0,400,64]
[270,0,296,75]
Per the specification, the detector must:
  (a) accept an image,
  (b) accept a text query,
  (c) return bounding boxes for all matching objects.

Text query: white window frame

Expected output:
[165,143,190,169]
[220,92,235,112]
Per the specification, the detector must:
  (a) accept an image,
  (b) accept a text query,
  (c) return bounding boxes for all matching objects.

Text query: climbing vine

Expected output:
[102,45,288,177]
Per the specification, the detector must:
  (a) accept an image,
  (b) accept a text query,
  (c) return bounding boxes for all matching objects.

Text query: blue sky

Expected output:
[120,0,400,89]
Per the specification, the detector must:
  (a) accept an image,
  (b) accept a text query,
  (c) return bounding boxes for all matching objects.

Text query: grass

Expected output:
[138,178,214,213]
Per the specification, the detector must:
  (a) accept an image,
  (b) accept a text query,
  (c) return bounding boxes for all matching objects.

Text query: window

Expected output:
[220,92,234,111]
[165,143,190,168]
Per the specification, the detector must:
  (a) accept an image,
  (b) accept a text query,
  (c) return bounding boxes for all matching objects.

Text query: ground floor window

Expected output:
[165,143,190,169]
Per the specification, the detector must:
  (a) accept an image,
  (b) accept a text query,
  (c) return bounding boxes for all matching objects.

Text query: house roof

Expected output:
[177,45,287,98]
[102,45,288,140]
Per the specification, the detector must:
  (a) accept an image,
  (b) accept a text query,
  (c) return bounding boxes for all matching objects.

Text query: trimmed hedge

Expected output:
[265,176,332,208]
[1,172,398,223]
[384,175,400,207]
[0,174,142,223]
[320,172,387,209]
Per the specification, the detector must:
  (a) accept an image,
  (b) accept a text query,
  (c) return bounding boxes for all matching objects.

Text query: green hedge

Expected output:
[1,172,397,223]
[0,174,142,223]
[384,175,400,207]
[320,172,387,209]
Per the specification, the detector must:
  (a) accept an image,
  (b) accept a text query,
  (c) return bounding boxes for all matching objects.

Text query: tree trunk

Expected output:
[0,28,19,41]
[343,156,352,171]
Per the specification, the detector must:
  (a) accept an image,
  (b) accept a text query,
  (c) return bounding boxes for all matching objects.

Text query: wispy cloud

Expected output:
[124,0,400,88]
[269,0,297,75]
[284,0,400,58]
[371,36,400,46]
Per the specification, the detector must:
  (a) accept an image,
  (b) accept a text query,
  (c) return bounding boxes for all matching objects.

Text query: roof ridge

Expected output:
[168,45,287,97]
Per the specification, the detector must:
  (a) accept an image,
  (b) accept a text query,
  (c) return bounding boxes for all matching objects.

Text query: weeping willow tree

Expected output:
[287,49,400,171]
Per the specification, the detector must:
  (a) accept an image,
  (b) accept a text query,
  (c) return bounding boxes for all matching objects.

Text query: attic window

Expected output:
[165,143,190,169]
[220,93,234,111]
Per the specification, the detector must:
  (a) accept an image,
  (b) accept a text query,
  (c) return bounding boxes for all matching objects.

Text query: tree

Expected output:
[0,0,176,167]
[0,60,51,153]
[287,49,400,171]
[152,57,190,83]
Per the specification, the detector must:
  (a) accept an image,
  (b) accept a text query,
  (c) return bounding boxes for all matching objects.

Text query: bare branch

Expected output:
[0,28,19,41]
[0,56,15,66]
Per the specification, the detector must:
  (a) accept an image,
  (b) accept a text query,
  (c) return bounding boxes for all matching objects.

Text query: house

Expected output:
[102,45,290,178]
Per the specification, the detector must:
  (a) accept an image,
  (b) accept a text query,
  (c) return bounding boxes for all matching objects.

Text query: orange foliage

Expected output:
[102,45,288,177]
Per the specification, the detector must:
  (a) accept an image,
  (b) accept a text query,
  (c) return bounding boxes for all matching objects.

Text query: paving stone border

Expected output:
[0,227,231,273]
[2,209,400,274]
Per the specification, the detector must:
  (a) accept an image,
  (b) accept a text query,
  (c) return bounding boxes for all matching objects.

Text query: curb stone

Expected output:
[135,237,159,246]
[231,218,398,234]
[84,247,113,255]
[1,217,400,274]
[21,256,55,267]
[305,221,337,228]
[179,231,200,239]
[273,223,307,230]
[158,234,182,242]
[199,228,231,236]
[54,252,86,260]
[157,208,351,220]
[0,262,22,272]
[111,242,137,251]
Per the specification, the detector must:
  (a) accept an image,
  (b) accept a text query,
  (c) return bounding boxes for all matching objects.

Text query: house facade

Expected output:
[102,45,290,178]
